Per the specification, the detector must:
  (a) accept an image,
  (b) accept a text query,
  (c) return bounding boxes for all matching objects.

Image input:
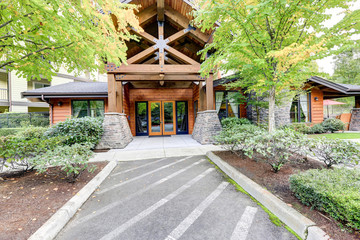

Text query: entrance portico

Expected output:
[98,0,221,149]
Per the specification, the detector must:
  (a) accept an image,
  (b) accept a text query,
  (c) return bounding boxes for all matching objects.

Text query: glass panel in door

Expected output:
[149,101,162,135]
[176,101,188,134]
[135,102,148,135]
[163,101,176,135]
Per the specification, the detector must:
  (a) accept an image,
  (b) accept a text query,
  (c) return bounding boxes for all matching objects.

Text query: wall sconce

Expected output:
[57,101,63,106]
[314,97,319,101]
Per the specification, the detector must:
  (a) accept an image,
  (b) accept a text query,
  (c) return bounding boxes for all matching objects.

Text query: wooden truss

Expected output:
[106,1,214,113]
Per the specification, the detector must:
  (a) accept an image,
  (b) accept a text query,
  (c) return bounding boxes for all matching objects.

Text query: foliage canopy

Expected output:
[193,0,360,131]
[0,0,140,80]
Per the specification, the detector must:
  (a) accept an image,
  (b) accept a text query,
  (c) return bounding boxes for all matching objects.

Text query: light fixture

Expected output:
[314,97,319,101]
[57,101,63,106]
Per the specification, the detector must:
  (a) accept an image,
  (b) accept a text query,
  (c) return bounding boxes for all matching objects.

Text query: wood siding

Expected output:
[50,98,108,124]
[311,88,324,123]
[129,88,194,136]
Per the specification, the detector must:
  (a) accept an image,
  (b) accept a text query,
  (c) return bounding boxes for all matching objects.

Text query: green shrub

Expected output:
[309,137,360,167]
[290,168,360,230]
[30,143,95,182]
[308,124,325,134]
[246,129,309,172]
[283,123,311,134]
[221,117,251,129]
[0,128,23,137]
[321,118,345,133]
[44,117,104,146]
[15,126,48,140]
[214,124,264,155]
[0,136,66,171]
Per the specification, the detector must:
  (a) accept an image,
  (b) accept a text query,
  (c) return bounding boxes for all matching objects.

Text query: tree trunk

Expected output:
[268,86,276,132]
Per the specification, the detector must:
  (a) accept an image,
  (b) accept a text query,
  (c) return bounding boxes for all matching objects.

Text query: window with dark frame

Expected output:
[215,91,241,120]
[71,100,105,118]
[290,93,311,123]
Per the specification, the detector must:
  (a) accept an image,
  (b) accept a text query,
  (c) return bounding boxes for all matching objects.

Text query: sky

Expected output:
[316,0,360,75]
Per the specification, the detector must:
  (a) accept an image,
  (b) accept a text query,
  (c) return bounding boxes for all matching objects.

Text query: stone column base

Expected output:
[96,113,133,149]
[192,110,222,144]
[349,108,360,131]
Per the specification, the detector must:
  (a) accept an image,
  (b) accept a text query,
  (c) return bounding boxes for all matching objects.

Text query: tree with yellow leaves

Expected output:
[0,0,140,80]
[193,0,360,132]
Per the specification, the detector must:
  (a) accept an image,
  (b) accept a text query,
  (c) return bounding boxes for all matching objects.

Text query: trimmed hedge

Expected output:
[290,168,360,230]
[221,117,252,129]
[0,128,23,137]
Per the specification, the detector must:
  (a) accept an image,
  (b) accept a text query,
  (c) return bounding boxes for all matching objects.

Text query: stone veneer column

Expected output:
[96,112,133,149]
[349,108,360,131]
[192,110,222,144]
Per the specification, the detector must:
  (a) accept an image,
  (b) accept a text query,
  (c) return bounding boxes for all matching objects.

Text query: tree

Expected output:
[0,0,140,80]
[193,0,360,132]
[333,48,360,84]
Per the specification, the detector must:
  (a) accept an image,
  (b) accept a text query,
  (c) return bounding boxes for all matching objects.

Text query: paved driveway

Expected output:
[56,156,296,240]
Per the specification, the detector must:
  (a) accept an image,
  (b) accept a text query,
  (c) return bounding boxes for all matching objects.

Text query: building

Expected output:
[0,68,107,113]
[22,0,360,148]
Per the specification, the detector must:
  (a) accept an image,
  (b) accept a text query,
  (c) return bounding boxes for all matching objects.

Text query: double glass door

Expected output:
[135,101,188,136]
[149,101,176,136]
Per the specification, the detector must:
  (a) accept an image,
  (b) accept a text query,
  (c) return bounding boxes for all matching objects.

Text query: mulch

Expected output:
[0,162,107,240]
[214,151,360,240]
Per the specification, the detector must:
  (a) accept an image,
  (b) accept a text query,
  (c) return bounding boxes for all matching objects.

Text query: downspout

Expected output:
[7,71,12,112]
[41,94,53,126]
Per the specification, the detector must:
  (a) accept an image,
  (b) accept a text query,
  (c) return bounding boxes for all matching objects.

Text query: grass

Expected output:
[308,133,360,139]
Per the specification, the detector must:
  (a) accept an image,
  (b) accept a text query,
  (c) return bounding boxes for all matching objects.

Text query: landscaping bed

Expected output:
[214,151,360,240]
[0,161,107,240]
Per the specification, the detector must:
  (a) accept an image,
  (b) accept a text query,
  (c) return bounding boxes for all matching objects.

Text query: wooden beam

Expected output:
[107,64,201,74]
[165,57,180,65]
[132,30,157,45]
[167,46,200,65]
[116,81,123,113]
[137,5,157,25]
[115,74,206,81]
[199,84,206,112]
[127,47,157,64]
[164,5,210,43]
[143,57,157,64]
[206,74,214,110]
[157,0,165,21]
[158,21,165,66]
[108,74,116,112]
[166,29,189,44]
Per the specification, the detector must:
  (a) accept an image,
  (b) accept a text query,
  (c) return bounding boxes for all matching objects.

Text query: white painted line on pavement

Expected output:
[164,182,229,240]
[230,206,258,240]
[99,168,215,240]
[98,156,192,194]
[75,159,206,225]
[111,157,168,176]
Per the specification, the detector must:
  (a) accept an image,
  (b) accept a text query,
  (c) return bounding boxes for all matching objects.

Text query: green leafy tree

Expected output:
[193,0,360,132]
[333,48,360,84]
[0,0,140,80]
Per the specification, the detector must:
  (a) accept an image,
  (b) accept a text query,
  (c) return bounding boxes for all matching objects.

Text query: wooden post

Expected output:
[158,21,165,66]
[116,81,123,113]
[206,74,214,110]
[108,73,117,112]
[199,82,206,111]
[355,96,360,108]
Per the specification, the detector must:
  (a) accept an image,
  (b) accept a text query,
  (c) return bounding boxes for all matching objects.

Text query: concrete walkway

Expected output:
[91,135,222,162]
[56,155,296,240]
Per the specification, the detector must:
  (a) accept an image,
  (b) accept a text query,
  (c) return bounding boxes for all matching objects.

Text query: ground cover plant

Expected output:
[290,168,360,231]
[308,132,360,139]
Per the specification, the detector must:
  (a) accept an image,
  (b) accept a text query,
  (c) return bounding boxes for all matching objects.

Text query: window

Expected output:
[72,100,104,118]
[290,93,311,122]
[34,82,50,89]
[215,91,241,120]
[176,101,188,134]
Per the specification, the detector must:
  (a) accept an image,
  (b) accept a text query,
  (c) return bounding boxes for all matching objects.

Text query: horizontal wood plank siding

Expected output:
[50,98,108,124]
[311,88,324,123]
